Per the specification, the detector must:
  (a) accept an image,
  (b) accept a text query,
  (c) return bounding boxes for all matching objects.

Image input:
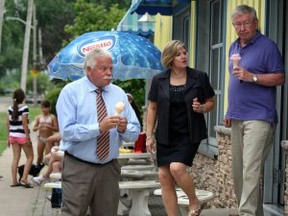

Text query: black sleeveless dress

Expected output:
[156,84,201,167]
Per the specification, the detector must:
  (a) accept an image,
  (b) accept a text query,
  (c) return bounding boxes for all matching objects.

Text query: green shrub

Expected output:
[45,87,62,116]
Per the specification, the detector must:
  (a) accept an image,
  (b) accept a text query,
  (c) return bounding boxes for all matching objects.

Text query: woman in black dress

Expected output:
[146,40,215,216]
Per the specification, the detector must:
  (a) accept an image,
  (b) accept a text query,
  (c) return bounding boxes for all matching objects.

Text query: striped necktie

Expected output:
[95,88,109,160]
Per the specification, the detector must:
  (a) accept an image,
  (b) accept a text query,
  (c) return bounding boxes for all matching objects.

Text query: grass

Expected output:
[0,106,41,155]
[0,112,7,155]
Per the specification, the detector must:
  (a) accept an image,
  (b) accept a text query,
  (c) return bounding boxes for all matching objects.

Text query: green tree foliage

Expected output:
[36,0,75,62]
[45,87,63,116]
[0,69,21,92]
[1,0,131,77]
[1,0,26,76]
[89,0,130,10]
[27,72,49,95]
[1,0,75,86]
[1,0,148,112]
[64,0,127,41]
[114,79,146,110]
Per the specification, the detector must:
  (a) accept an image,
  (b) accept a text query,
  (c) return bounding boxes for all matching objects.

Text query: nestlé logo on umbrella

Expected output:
[77,35,117,57]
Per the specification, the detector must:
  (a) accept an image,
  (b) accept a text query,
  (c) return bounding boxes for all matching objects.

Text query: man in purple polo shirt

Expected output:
[224,5,285,216]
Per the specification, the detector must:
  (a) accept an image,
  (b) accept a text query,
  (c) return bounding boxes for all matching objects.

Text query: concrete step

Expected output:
[200,208,238,216]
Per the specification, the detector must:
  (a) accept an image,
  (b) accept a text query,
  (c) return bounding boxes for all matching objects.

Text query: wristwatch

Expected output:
[252,75,258,82]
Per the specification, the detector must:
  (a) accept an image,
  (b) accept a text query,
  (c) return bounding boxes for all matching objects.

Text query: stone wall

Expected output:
[281,140,288,214]
[191,125,237,208]
[191,127,288,214]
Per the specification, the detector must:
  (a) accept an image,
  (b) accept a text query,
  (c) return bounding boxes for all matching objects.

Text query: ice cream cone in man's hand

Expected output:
[230,53,241,68]
[114,101,127,133]
[115,101,125,116]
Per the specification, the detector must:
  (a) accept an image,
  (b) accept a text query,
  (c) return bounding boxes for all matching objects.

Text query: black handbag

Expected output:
[17,163,45,181]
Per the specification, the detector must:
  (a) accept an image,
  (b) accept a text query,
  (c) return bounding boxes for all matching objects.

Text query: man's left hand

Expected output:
[117,117,128,133]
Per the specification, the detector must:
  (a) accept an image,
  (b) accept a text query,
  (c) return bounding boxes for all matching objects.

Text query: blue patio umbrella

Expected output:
[47,31,164,81]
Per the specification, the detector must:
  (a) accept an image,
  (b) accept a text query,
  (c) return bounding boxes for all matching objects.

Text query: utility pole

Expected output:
[0,0,6,54]
[20,0,33,92]
[38,28,43,64]
[32,3,38,106]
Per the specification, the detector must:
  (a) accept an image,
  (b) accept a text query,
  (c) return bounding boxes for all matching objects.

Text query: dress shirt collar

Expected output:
[83,76,110,93]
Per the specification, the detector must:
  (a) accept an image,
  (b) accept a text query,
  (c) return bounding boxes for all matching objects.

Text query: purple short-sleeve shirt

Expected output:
[226,31,285,124]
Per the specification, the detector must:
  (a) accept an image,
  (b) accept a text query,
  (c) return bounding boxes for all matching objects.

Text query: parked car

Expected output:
[26,94,42,104]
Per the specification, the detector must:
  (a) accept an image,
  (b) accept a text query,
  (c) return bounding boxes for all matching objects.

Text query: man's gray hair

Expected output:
[231,5,258,21]
[84,48,112,70]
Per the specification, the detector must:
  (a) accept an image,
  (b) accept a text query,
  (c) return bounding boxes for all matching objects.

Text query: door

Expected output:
[263,0,287,214]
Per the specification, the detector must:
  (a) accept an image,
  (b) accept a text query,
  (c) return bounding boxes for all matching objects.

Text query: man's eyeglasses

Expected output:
[233,20,254,30]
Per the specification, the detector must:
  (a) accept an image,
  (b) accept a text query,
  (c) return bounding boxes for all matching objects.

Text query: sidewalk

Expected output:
[0,123,61,216]
[0,122,238,216]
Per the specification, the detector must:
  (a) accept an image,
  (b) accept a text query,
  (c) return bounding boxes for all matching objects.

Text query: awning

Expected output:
[129,0,191,15]
[117,10,155,37]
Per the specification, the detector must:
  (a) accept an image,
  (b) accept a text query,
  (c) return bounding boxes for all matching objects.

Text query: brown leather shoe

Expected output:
[229,214,239,216]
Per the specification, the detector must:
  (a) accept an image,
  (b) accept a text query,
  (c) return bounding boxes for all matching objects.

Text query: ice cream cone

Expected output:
[230,53,241,68]
[115,101,125,115]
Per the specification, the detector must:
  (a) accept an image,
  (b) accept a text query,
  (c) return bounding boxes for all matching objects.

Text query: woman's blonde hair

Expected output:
[161,40,186,69]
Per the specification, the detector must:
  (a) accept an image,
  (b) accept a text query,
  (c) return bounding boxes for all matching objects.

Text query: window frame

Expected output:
[195,0,225,158]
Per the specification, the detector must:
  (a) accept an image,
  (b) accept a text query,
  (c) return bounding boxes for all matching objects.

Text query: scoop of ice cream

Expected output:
[115,101,125,115]
[230,53,241,67]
